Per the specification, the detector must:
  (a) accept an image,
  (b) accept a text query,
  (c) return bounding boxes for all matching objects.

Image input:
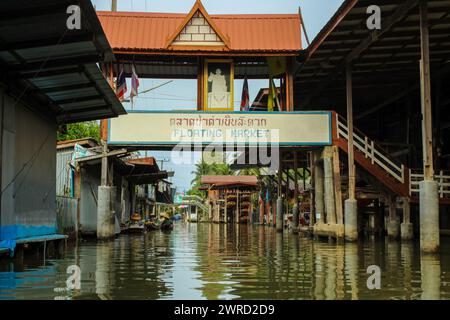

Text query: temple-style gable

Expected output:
[172,11,224,47]
[166,0,230,49]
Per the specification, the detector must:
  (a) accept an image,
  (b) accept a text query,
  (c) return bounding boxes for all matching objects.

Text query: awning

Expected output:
[0,0,126,124]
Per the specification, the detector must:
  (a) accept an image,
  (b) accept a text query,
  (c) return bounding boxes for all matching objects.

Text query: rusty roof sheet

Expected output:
[96,11,301,53]
[126,157,157,166]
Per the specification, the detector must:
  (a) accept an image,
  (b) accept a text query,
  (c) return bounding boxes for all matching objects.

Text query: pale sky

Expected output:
[91,0,344,192]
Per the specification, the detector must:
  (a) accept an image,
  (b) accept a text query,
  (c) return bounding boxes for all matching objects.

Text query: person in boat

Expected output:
[144,215,159,230]
[160,212,173,231]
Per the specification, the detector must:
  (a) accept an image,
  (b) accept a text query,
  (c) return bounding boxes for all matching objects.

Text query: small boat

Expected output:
[124,213,145,234]
[160,221,174,232]
[127,223,145,234]
[160,212,174,232]
[145,220,160,231]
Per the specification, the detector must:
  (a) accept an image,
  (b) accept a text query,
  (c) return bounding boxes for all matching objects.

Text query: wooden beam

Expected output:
[332,146,344,225]
[197,57,204,110]
[75,149,128,164]
[286,58,294,111]
[294,152,298,202]
[346,65,356,200]
[420,0,434,180]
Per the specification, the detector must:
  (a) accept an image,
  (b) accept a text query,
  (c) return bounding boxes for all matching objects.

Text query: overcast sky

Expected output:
[91,0,344,192]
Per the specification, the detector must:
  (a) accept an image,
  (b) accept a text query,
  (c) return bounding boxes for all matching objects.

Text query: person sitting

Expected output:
[160,212,174,231]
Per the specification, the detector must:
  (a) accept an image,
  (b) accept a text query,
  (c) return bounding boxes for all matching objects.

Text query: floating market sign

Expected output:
[108,111,332,146]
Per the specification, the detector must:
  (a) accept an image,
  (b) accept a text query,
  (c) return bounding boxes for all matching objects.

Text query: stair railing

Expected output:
[409,169,450,199]
[336,115,405,184]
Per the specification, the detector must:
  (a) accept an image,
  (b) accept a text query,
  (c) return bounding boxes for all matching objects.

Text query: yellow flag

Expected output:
[268,76,274,112]
[267,76,279,112]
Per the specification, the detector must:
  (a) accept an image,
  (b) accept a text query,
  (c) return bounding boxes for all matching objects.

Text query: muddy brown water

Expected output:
[1,222,449,300]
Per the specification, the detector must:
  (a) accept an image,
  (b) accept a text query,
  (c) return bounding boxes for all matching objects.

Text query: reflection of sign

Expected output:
[204,59,234,111]
[108,111,332,146]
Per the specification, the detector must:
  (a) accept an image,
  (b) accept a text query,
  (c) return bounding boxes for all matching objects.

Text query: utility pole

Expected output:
[112,0,117,12]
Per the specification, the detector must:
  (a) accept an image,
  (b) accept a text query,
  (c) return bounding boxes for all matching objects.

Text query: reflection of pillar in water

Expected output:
[95,241,115,298]
[344,243,359,300]
[335,244,345,299]
[387,240,400,286]
[420,254,441,300]
[258,226,264,258]
[313,244,325,300]
[324,249,337,300]
[276,233,283,283]
[401,242,414,298]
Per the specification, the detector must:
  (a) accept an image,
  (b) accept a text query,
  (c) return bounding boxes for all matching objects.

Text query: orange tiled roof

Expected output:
[97,11,301,54]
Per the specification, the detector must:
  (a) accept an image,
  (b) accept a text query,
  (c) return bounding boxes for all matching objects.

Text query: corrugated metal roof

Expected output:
[97,11,302,53]
[0,0,126,124]
[295,0,450,110]
[201,175,258,186]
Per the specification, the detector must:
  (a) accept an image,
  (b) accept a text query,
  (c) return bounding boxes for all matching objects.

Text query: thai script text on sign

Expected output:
[108,111,332,146]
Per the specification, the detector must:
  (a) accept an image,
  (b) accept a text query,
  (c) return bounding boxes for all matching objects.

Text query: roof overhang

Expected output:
[295,0,450,112]
[0,0,126,124]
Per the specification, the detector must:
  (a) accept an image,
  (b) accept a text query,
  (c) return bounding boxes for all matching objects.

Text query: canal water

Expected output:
[1,222,449,300]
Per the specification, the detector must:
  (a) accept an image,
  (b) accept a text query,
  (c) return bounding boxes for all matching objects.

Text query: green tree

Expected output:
[188,154,236,199]
[57,121,100,142]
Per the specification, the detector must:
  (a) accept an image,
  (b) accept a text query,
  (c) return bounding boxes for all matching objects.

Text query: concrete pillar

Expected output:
[400,197,413,240]
[344,199,358,241]
[400,222,414,241]
[387,197,400,239]
[276,197,283,232]
[309,152,316,227]
[314,152,325,223]
[420,181,440,252]
[292,204,299,234]
[97,186,115,239]
[418,0,439,254]
[323,147,336,224]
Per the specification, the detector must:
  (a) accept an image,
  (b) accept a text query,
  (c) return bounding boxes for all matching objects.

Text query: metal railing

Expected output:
[410,169,450,198]
[336,115,405,184]
[182,195,209,212]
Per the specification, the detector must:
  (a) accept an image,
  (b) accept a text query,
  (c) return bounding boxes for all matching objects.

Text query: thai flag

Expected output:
[116,64,127,101]
[240,76,250,111]
[130,64,139,100]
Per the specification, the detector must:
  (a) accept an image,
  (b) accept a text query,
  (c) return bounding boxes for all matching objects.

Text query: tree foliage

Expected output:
[188,155,235,199]
[57,121,100,142]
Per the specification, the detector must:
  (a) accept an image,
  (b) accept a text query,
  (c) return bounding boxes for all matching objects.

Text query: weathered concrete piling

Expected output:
[97,186,115,239]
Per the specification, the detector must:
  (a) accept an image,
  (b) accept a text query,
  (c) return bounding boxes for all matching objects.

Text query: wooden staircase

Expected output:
[331,113,450,204]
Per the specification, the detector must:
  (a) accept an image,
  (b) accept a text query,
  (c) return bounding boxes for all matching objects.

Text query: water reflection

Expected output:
[421,254,441,300]
[1,223,450,300]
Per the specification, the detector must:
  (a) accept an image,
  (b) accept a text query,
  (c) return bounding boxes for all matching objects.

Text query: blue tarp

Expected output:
[0,240,16,257]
